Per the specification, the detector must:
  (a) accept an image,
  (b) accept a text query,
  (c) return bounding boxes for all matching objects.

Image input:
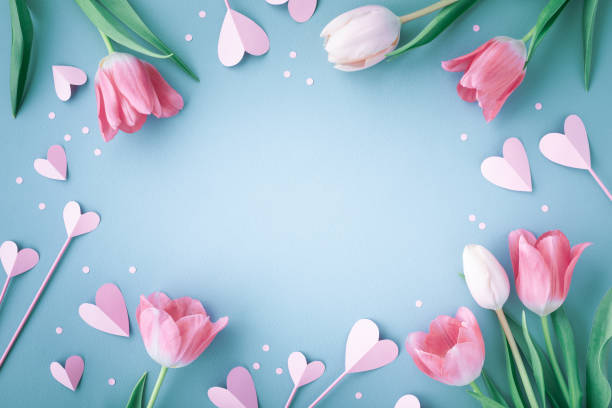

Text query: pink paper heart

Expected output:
[394,394,421,408]
[218,2,270,67]
[78,283,129,337]
[0,241,39,278]
[481,137,532,192]
[53,65,87,102]
[63,201,100,238]
[288,351,325,387]
[50,355,84,391]
[208,366,258,408]
[34,145,67,181]
[540,114,591,170]
[266,0,317,23]
[345,319,398,373]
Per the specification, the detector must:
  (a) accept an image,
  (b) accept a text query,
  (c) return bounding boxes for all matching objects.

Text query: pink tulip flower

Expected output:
[509,229,591,316]
[442,37,527,122]
[95,52,184,142]
[406,307,485,386]
[136,292,228,368]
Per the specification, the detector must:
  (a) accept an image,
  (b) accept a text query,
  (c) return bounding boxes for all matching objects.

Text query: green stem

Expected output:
[541,316,571,403]
[399,0,459,24]
[496,309,539,408]
[470,381,482,394]
[98,29,114,54]
[521,26,536,43]
[146,366,168,408]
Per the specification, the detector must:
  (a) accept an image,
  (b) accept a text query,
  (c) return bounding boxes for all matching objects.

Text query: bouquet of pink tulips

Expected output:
[406,229,612,408]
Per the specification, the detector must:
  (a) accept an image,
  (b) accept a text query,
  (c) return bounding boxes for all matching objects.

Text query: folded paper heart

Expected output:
[481,137,532,192]
[285,352,325,407]
[52,65,87,102]
[208,366,258,408]
[79,283,130,337]
[266,0,317,23]
[63,201,101,238]
[50,355,84,391]
[0,241,39,278]
[218,0,269,67]
[34,145,67,181]
[394,394,421,408]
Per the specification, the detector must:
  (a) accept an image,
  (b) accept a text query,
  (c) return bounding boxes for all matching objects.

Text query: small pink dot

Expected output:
[355,392,363,400]
[48,112,56,119]
[38,203,46,210]
[478,222,486,230]
[64,134,71,142]
[252,362,260,370]
[15,177,23,184]
[289,51,297,59]
[94,148,102,156]
[108,378,116,386]
[460,133,468,141]
[82,266,90,274]
[82,126,90,134]
[275,368,283,375]
[198,10,206,18]
[306,78,314,86]
[55,327,63,334]
[262,344,270,352]
[535,102,542,110]
[468,214,476,222]
[415,300,423,308]
[129,266,137,274]
[283,70,291,78]
[185,34,193,42]
[473,25,480,32]
[541,204,549,213]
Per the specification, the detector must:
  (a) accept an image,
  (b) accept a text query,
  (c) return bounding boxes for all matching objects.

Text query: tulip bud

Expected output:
[462,244,510,310]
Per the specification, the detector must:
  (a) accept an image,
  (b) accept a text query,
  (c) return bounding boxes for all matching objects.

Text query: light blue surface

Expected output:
[1,0,611,406]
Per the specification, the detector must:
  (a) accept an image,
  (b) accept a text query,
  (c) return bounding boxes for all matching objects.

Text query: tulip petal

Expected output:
[138,307,181,367]
[406,332,441,379]
[517,235,553,316]
[137,292,172,324]
[164,297,207,321]
[95,79,118,143]
[426,315,461,356]
[173,314,211,368]
[442,342,485,386]
[457,84,477,102]
[535,232,571,293]
[105,53,156,115]
[320,6,372,39]
[562,242,591,299]
[198,316,229,352]
[509,229,537,276]
[96,70,122,131]
[441,39,495,72]
[456,307,485,351]
[143,62,183,118]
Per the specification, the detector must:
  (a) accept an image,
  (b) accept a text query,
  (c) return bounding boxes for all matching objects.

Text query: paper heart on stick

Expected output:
[63,201,100,238]
[266,0,317,23]
[34,145,67,181]
[79,283,130,337]
[0,241,39,278]
[394,394,421,408]
[52,65,87,102]
[481,138,532,192]
[208,366,258,408]
[285,352,325,407]
[50,355,84,391]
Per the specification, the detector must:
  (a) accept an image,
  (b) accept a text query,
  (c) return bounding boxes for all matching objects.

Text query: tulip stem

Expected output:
[496,309,539,408]
[98,29,114,54]
[399,0,459,24]
[146,366,168,408]
[469,381,482,394]
[541,316,571,403]
[522,26,536,43]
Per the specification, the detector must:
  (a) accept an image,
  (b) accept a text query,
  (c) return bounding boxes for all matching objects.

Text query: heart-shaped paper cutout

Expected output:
[50,355,84,391]
[288,351,325,387]
[540,114,591,170]
[481,137,532,192]
[345,319,398,373]
[218,4,270,67]
[53,65,87,102]
[63,201,100,238]
[266,0,317,23]
[0,241,39,278]
[208,366,258,408]
[34,145,67,181]
[79,283,129,337]
[394,394,421,408]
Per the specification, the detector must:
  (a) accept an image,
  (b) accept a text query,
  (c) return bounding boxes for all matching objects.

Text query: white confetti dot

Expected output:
[289,51,297,59]
[38,203,46,210]
[129,266,137,274]
[415,300,423,308]
[15,177,23,184]
[108,378,116,386]
[355,392,363,399]
[185,34,193,42]
[48,112,56,119]
[306,78,314,86]
[478,222,486,230]
[198,10,206,18]
[541,204,549,212]
[275,368,283,375]
[64,134,71,141]
[473,25,480,32]
[460,133,468,141]
[252,362,260,370]
[262,344,270,352]
[535,102,542,110]
[468,214,476,222]
[283,70,291,78]
[94,148,101,156]
[82,126,90,134]
[55,327,63,334]
[82,266,90,274]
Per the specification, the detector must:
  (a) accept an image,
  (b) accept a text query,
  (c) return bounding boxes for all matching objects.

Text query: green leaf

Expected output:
[583,0,600,89]
[482,370,510,408]
[586,288,612,408]
[99,0,198,80]
[387,0,479,57]
[468,391,509,408]
[521,311,546,407]
[551,307,582,407]
[9,0,33,117]
[502,333,526,408]
[125,372,148,408]
[74,0,170,58]
[526,0,570,63]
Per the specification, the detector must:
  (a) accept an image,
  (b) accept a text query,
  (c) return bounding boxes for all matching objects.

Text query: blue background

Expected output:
[1,0,611,406]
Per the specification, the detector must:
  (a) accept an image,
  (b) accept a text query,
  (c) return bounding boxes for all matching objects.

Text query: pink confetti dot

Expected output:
[82,126,90,134]
[108,378,116,386]
[283,70,291,78]
[473,25,480,32]
[82,266,90,274]
[64,134,71,142]
[460,133,468,141]
[355,392,363,400]
[275,368,283,375]
[535,102,542,110]
[478,222,486,230]
[252,362,260,370]
[541,204,549,213]
[262,344,270,352]
[198,10,206,18]
[48,112,56,119]
[129,266,137,274]
[306,78,314,86]
[185,34,193,42]
[38,203,46,210]
[468,214,476,222]
[55,327,63,334]
[94,148,102,156]
[415,300,423,308]
[289,51,297,59]
[15,177,23,184]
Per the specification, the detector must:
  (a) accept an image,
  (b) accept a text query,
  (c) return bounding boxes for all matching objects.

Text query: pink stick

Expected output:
[284,386,298,408]
[308,371,348,408]
[223,0,231,9]
[588,168,612,201]
[0,237,71,369]
[0,277,10,308]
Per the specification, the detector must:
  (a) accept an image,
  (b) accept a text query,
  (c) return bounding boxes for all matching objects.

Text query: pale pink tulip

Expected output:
[95,53,184,142]
[136,292,228,368]
[509,229,591,316]
[406,307,485,386]
[442,37,527,122]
